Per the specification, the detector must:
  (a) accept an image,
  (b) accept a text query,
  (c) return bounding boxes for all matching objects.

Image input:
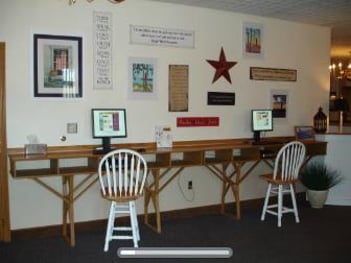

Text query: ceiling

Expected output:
[149,0,351,59]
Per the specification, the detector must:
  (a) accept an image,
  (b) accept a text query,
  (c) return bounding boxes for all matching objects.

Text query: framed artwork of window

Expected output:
[33,34,82,98]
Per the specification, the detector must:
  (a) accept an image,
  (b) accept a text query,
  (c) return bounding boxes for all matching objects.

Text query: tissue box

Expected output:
[24,144,47,155]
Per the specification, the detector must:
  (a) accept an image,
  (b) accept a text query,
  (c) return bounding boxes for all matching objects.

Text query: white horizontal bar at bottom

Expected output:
[118,247,233,258]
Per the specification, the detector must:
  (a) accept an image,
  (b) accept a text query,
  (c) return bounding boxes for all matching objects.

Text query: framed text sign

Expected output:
[130,25,194,48]
[169,65,189,112]
[207,92,235,106]
[93,12,113,89]
[250,67,297,81]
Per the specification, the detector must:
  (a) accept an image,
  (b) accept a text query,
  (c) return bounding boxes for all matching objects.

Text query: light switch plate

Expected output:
[67,122,78,134]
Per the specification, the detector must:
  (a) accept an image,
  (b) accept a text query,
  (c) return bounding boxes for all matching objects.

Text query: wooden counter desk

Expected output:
[7,137,327,246]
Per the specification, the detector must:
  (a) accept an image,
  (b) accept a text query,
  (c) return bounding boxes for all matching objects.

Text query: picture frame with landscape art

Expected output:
[271,90,288,119]
[128,57,158,100]
[33,34,82,98]
[242,22,263,58]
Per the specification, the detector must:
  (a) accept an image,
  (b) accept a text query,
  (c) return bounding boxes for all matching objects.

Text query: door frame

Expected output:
[0,42,11,241]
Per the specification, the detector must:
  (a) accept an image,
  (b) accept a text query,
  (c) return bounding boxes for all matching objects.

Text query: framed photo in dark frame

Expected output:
[33,34,82,98]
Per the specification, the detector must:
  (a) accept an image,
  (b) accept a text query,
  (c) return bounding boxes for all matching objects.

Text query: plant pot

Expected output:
[306,189,329,208]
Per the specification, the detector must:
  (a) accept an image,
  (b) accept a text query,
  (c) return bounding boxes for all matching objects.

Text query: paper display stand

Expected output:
[155,125,172,148]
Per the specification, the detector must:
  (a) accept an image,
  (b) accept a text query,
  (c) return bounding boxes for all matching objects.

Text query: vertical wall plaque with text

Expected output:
[94,12,113,89]
[169,65,189,112]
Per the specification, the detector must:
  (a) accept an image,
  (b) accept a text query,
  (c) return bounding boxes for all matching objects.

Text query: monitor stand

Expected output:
[93,137,115,155]
[252,131,261,145]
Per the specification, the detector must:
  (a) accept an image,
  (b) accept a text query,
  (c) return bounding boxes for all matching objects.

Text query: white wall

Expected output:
[319,134,351,205]
[0,0,331,229]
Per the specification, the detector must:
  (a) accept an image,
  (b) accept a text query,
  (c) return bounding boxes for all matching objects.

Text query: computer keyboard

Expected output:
[252,141,282,145]
[260,149,277,158]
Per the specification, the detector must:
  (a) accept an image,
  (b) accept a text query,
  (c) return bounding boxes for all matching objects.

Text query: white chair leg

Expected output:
[277,185,283,227]
[129,201,139,248]
[289,184,300,223]
[104,201,116,252]
[261,183,272,221]
[133,203,140,241]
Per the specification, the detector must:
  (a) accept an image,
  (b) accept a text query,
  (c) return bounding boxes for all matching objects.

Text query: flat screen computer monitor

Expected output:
[91,108,127,154]
[251,109,273,144]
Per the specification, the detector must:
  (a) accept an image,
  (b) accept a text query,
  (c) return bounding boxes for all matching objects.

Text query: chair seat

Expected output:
[260,173,298,185]
[101,188,141,202]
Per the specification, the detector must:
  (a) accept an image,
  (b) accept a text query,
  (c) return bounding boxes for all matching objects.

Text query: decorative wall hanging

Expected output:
[169,65,189,112]
[270,90,288,118]
[206,47,237,84]
[128,57,158,100]
[93,12,113,89]
[33,34,82,98]
[250,67,297,81]
[207,92,235,105]
[242,22,263,58]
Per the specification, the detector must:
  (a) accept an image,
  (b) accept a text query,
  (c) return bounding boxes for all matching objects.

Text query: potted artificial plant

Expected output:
[299,161,342,208]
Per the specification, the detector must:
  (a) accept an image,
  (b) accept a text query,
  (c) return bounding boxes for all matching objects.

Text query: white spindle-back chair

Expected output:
[98,149,148,251]
[260,141,306,227]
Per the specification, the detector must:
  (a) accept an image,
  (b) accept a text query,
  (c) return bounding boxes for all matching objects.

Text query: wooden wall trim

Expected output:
[0,42,11,242]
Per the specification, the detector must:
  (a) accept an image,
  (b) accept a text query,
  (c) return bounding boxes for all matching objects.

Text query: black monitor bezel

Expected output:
[91,108,127,154]
[251,109,273,132]
[91,108,127,139]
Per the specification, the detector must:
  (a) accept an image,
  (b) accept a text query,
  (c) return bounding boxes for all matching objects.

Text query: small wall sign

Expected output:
[207,92,235,105]
[176,117,219,127]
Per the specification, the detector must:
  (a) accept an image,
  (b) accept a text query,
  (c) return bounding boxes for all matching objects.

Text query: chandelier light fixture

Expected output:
[329,51,351,99]
[69,0,125,4]
[329,51,351,80]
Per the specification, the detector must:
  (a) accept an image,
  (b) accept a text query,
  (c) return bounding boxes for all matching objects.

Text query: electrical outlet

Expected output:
[188,180,193,190]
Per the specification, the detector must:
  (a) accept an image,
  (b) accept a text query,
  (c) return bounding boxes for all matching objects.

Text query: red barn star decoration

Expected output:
[206,47,237,84]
